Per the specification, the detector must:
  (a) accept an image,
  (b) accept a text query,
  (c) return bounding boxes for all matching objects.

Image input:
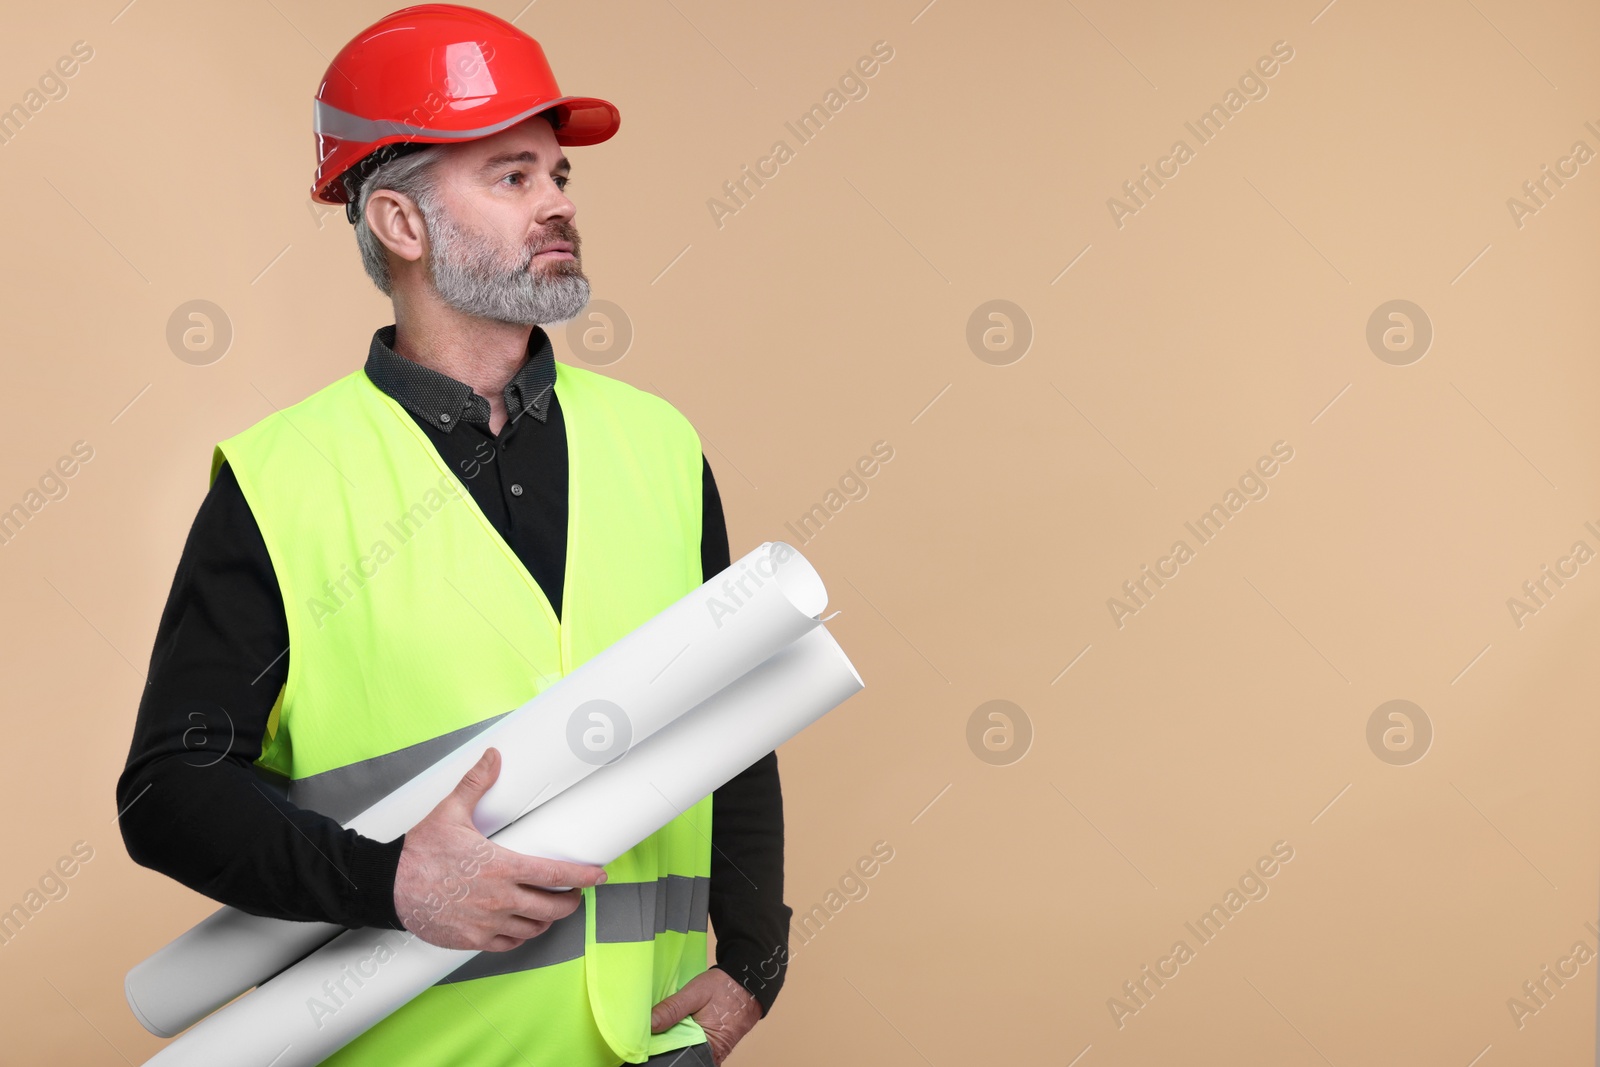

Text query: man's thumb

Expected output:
[447,747,502,817]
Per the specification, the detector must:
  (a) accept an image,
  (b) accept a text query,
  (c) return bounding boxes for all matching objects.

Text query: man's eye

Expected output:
[501,173,570,190]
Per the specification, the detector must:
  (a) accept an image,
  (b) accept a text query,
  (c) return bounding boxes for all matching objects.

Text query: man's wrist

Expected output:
[710,961,780,1018]
[343,832,408,929]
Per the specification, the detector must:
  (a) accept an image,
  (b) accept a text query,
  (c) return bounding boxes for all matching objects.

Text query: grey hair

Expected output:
[350,111,561,296]
[352,146,448,296]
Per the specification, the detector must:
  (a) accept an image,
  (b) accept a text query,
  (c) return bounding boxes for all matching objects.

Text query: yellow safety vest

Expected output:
[213,359,711,1066]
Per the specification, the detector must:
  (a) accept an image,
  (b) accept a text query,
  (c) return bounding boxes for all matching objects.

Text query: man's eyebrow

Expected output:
[477,150,571,175]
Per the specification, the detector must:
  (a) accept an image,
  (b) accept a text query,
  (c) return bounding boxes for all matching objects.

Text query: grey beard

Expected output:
[423,204,591,326]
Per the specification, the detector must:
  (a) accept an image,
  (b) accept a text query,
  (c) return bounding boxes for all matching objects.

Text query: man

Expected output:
[116,7,790,1065]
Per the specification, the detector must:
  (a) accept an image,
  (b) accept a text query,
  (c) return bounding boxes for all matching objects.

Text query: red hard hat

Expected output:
[311,3,620,206]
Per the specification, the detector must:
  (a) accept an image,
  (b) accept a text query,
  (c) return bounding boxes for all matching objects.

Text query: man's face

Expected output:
[421,116,588,326]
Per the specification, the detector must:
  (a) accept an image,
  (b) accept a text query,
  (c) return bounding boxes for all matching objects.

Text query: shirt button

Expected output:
[439,413,452,423]
[510,483,523,497]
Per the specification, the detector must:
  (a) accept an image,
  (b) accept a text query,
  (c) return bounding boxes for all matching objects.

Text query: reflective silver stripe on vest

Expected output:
[314,97,587,145]
[432,875,710,986]
[595,875,711,943]
[258,711,513,824]
[255,719,710,985]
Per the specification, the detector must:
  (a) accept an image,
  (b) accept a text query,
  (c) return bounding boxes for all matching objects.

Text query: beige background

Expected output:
[1,0,1596,1063]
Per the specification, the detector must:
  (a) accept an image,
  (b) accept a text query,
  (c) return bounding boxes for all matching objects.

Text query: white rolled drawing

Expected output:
[139,624,864,1067]
[126,540,826,1038]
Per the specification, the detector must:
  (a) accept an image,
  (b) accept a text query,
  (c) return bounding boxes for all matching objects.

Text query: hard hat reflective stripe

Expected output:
[315,97,580,145]
[431,875,712,987]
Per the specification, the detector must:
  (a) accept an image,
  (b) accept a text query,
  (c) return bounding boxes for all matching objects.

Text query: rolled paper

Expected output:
[140,624,864,1067]
[127,540,826,1038]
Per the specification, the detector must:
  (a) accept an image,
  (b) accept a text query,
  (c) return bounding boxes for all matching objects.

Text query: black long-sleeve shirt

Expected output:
[116,324,792,1015]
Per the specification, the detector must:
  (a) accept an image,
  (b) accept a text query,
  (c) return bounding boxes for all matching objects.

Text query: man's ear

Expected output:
[365,189,428,267]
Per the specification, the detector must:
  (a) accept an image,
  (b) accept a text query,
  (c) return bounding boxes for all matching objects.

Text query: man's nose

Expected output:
[536,184,576,226]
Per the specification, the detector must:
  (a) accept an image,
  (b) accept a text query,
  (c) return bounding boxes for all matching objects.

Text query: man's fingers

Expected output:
[494,914,552,942]
[509,883,585,924]
[481,933,527,953]
[650,982,711,1033]
[508,851,609,890]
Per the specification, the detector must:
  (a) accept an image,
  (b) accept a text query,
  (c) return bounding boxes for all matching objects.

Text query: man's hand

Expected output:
[394,746,609,951]
[650,967,762,1065]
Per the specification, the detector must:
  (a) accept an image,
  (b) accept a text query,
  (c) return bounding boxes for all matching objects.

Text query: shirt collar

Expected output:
[362,324,557,432]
